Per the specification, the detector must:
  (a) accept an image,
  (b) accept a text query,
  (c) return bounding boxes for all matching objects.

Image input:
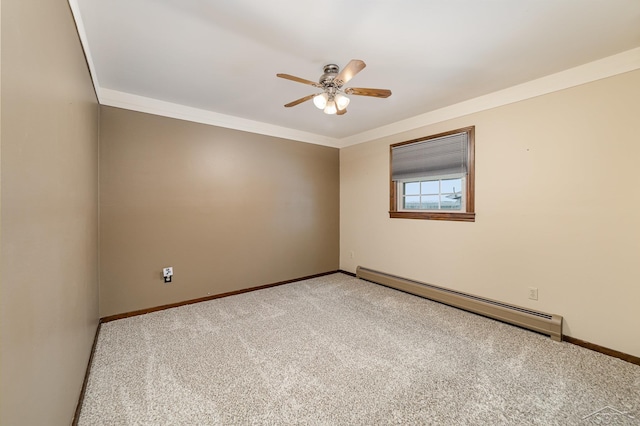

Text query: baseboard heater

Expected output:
[356,266,563,341]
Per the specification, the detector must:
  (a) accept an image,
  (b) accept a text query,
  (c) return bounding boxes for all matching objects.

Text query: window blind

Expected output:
[391,132,468,181]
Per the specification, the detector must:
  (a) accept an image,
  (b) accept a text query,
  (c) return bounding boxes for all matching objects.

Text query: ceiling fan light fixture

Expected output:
[335,93,350,110]
[313,93,328,109]
[323,100,337,115]
[277,59,391,115]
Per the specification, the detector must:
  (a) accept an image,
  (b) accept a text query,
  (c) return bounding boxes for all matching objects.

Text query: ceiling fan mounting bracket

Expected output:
[323,64,339,74]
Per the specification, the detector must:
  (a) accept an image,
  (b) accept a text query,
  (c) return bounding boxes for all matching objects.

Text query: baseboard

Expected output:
[339,269,356,277]
[72,321,102,425]
[101,270,340,323]
[563,335,640,366]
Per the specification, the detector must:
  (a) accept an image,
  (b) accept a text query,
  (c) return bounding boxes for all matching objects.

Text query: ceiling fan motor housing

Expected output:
[320,64,340,87]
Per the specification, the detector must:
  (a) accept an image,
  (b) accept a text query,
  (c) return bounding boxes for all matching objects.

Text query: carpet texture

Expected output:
[78,273,640,425]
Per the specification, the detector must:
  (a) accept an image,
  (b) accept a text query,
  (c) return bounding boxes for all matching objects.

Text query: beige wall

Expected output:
[341,70,640,358]
[0,1,100,425]
[99,106,339,317]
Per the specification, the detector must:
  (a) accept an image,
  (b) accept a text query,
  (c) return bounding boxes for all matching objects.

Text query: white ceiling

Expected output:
[71,0,640,147]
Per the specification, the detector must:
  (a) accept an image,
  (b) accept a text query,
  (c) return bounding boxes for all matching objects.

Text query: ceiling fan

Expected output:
[277,60,392,116]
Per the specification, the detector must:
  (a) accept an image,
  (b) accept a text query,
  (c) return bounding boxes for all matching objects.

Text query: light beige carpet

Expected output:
[78,273,640,425]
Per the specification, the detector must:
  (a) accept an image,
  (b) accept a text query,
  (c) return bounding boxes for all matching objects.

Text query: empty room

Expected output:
[1,0,639,424]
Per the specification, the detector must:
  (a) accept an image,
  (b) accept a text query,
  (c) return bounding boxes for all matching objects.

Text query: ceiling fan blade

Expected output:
[345,87,392,98]
[284,94,317,108]
[334,60,366,87]
[336,108,347,116]
[277,73,321,88]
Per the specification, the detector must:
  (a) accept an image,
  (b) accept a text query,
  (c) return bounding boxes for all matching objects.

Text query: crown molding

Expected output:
[338,47,640,148]
[68,0,102,99]
[99,89,341,148]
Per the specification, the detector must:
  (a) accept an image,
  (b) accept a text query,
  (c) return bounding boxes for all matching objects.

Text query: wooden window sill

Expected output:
[389,211,475,222]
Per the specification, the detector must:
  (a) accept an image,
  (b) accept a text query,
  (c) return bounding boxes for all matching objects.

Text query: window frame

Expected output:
[389,126,475,222]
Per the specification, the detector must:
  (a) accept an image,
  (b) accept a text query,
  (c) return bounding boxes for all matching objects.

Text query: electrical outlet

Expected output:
[163,267,173,283]
[528,287,538,300]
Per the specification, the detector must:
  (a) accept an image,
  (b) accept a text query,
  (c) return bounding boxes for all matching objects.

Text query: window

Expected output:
[389,126,475,222]
[401,178,464,210]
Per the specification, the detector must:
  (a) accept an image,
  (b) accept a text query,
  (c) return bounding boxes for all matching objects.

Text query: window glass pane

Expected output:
[404,196,421,209]
[421,195,440,210]
[441,178,462,194]
[404,182,420,195]
[420,180,439,195]
[441,195,462,210]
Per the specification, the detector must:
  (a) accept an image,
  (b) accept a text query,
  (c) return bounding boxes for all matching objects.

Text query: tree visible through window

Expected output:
[389,126,475,222]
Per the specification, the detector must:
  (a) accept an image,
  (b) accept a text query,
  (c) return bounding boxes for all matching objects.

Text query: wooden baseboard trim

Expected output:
[563,335,640,366]
[339,269,357,277]
[101,270,339,323]
[72,321,102,425]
